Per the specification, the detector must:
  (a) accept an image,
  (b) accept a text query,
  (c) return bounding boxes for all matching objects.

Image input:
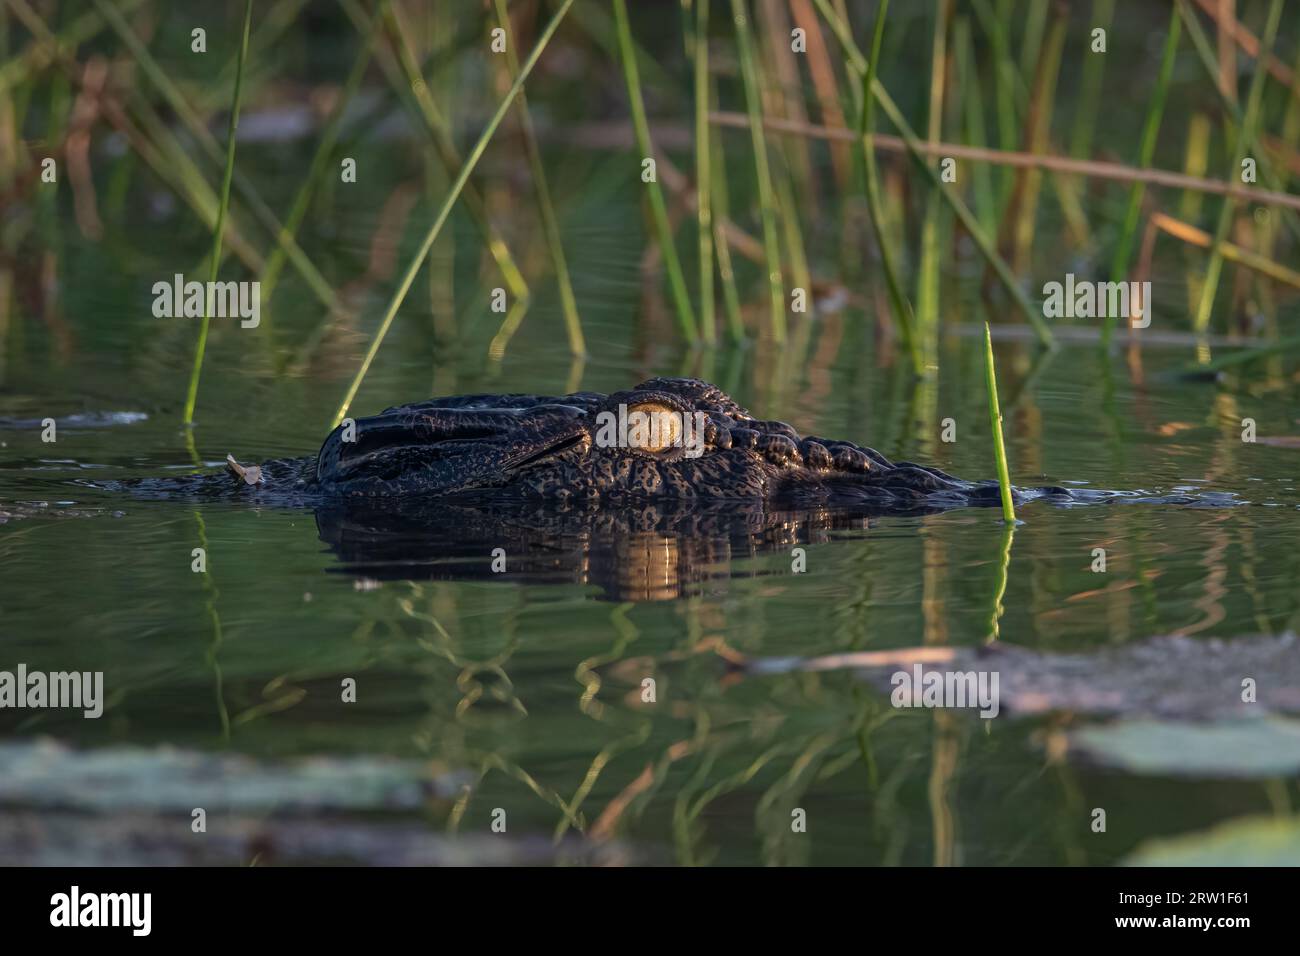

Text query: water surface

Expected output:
[4,307,1298,864]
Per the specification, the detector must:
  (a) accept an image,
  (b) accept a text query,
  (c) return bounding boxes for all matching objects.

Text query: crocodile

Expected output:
[123,377,1081,508]
[0,377,1237,599]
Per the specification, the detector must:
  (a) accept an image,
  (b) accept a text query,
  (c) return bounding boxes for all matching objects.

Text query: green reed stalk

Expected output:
[983,323,1016,523]
[1259,45,1300,280]
[612,0,698,342]
[857,0,920,374]
[971,0,1020,204]
[813,0,1053,347]
[0,0,147,96]
[753,0,814,300]
[710,104,747,344]
[93,0,337,313]
[331,0,576,428]
[261,7,380,305]
[694,0,716,344]
[1179,112,1211,309]
[955,17,996,237]
[4,0,258,276]
[1102,5,1180,347]
[1191,0,1284,334]
[128,103,264,274]
[203,0,307,109]
[774,159,812,297]
[1176,0,1300,246]
[728,0,785,343]
[183,0,253,426]
[1007,8,1065,274]
[492,0,585,357]
[1068,0,1115,163]
[1018,0,1048,83]
[577,0,676,93]
[759,0,818,221]
[916,0,950,358]
[365,0,530,303]
[422,3,456,349]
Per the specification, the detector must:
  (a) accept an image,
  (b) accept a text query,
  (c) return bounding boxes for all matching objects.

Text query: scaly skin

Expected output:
[142,377,1035,508]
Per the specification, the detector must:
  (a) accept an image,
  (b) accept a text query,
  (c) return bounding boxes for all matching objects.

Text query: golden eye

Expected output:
[625,402,682,453]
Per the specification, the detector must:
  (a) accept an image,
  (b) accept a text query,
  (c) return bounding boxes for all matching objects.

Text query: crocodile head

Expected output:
[313,377,999,505]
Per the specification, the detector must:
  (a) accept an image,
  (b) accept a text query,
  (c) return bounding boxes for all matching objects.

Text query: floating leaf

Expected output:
[1068,717,1300,777]
[740,633,1300,719]
[1126,815,1300,866]
[0,810,631,866]
[0,738,467,814]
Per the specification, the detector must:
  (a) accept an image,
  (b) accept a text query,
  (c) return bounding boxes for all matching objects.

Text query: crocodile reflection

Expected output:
[315,497,900,602]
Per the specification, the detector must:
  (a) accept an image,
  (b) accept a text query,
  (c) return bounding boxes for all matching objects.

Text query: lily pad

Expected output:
[739,633,1300,719]
[1126,816,1300,866]
[1068,717,1300,777]
[0,810,632,866]
[0,738,468,814]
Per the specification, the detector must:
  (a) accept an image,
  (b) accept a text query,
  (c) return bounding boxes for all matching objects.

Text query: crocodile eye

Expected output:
[625,402,682,453]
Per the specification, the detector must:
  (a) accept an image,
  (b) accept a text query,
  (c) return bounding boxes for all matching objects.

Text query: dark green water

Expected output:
[3,1,1300,863]
[3,280,1299,862]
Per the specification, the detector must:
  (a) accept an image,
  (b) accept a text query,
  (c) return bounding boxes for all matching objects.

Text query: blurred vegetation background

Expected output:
[1,0,1298,417]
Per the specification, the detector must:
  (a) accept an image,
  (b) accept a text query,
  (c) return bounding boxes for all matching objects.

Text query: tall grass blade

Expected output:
[341,0,531,302]
[492,0,585,357]
[1191,0,1283,334]
[709,95,747,344]
[612,0,698,343]
[331,0,577,428]
[813,0,1053,346]
[260,7,380,305]
[1103,5,1180,346]
[694,0,716,344]
[183,0,254,426]
[971,0,1023,205]
[1002,8,1065,274]
[0,0,148,97]
[955,16,997,237]
[983,322,1016,523]
[93,0,337,313]
[728,0,785,343]
[856,0,920,374]
[916,0,951,360]
[1069,0,1115,162]
[1177,0,1300,245]
[1018,0,1049,83]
